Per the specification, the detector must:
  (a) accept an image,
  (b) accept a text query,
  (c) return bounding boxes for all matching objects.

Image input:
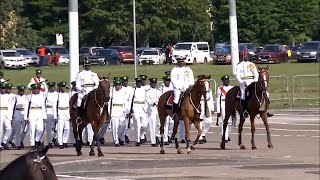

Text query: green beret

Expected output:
[6,83,12,89]
[135,77,142,82]
[113,80,122,85]
[165,71,171,76]
[121,76,129,81]
[149,78,157,82]
[35,69,42,74]
[58,81,67,87]
[71,81,76,86]
[221,75,229,81]
[83,60,91,66]
[17,85,26,91]
[0,83,6,89]
[139,75,148,80]
[48,82,56,87]
[31,84,41,89]
[0,71,3,76]
[162,75,170,81]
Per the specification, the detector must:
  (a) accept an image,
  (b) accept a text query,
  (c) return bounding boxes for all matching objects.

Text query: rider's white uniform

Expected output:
[216,84,233,140]
[236,61,258,100]
[199,89,214,140]
[170,66,194,104]
[75,70,100,107]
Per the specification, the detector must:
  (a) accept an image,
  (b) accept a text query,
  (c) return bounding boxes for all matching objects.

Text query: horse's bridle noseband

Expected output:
[34,155,49,180]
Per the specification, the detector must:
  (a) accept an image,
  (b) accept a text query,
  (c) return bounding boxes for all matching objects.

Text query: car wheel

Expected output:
[193,58,197,64]
[204,57,207,64]
[0,62,5,69]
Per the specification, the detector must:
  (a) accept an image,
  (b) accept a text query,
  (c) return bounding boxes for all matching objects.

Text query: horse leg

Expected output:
[261,112,273,148]
[89,136,95,156]
[76,123,86,156]
[238,115,246,149]
[95,131,103,157]
[190,120,202,151]
[159,113,166,154]
[172,119,183,154]
[250,115,257,150]
[220,113,231,150]
[184,117,192,155]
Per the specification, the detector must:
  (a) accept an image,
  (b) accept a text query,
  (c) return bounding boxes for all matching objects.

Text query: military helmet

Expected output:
[17,85,26,91]
[135,77,142,82]
[113,77,122,81]
[121,76,129,81]
[221,75,229,81]
[31,84,41,89]
[176,56,186,62]
[113,79,122,85]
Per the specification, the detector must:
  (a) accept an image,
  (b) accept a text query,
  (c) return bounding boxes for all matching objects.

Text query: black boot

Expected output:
[267,112,274,117]
[241,99,249,118]
[172,103,178,120]
[156,137,160,145]
[20,141,24,148]
[168,136,172,143]
[125,135,130,144]
[99,137,105,145]
[202,136,207,143]
[9,141,16,148]
[76,107,82,124]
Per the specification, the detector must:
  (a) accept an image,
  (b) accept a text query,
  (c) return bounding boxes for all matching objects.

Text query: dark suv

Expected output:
[109,46,134,64]
[296,41,320,63]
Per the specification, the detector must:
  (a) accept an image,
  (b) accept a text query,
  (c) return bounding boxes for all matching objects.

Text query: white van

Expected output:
[172,42,210,64]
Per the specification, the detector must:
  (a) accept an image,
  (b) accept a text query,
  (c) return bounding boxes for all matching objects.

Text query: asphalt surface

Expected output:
[0,108,319,180]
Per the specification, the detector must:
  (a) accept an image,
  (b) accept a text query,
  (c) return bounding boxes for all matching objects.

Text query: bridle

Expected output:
[33,155,49,180]
[189,79,210,113]
[94,79,110,116]
[255,69,269,106]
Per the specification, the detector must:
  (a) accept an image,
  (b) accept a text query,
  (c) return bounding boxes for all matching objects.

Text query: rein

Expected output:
[94,89,106,116]
[254,82,267,106]
[33,155,48,180]
[188,80,208,114]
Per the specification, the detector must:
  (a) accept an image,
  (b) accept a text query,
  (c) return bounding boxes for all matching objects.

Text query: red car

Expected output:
[212,45,249,64]
[109,46,134,64]
[255,44,288,64]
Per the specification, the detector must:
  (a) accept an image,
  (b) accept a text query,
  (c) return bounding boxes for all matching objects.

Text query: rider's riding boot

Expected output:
[267,111,274,117]
[172,103,178,120]
[76,107,82,124]
[241,99,249,118]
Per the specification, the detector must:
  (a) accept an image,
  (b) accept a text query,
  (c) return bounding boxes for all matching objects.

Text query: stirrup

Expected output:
[76,117,82,125]
[243,110,249,118]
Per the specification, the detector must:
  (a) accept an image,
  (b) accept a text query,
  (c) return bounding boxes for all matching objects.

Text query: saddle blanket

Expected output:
[166,93,174,107]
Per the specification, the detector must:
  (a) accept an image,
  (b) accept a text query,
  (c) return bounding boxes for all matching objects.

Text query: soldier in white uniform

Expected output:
[28,69,48,97]
[0,83,14,150]
[11,85,28,150]
[6,83,17,148]
[56,82,71,149]
[109,79,129,147]
[216,75,234,142]
[121,76,134,144]
[24,84,47,149]
[198,75,215,144]
[139,75,150,91]
[159,74,174,145]
[132,77,148,146]
[45,82,58,148]
[146,78,161,147]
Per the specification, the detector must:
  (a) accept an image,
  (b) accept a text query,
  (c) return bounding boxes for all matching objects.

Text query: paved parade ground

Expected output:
[0,108,319,180]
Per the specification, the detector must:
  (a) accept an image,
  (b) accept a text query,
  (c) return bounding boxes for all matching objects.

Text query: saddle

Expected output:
[71,91,93,110]
[165,91,185,110]
[236,86,250,100]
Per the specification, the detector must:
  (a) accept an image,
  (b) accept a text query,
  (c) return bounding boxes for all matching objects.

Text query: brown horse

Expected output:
[69,76,110,156]
[158,75,211,154]
[220,66,273,150]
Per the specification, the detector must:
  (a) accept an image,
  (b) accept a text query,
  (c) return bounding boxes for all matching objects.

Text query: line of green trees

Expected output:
[0,0,319,50]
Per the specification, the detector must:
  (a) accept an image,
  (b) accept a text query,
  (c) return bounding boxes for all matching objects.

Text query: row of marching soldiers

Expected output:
[0,71,235,150]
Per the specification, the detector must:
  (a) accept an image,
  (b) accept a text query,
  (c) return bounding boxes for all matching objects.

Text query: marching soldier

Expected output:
[28,69,48,97]
[146,78,161,147]
[216,75,233,142]
[6,83,17,148]
[24,84,47,149]
[11,85,28,150]
[109,79,129,147]
[45,82,58,148]
[0,83,14,150]
[132,77,148,146]
[121,76,134,144]
[139,75,150,91]
[56,82,71,149]
[198,75,215,144]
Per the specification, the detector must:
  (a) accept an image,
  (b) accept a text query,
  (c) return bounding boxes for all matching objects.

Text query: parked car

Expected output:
[0,49,27,69]
[79,46,103,65]
[87,49,121,66]
[36,45,69,65]
[296,41,320,63]
[138,48,166,65]
[291,45,301,59]
[212,44,249,64]
[239,43,257,61]
[109,46,134,64]
[10,48,39,66]
[172,42,210,64]
[255,44,288,64]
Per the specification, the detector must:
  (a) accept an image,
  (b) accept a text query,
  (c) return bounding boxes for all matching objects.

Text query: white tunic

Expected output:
[216,85,233,113]
[28,77,48,93]
[24,94,47,120]
[46,92,58,118]
[145,87,161,113]
[132,87,147,113]
[236,61,258,84]
[109,87,129,117]
[159,83,173,94]
[13,94,26,119]
[75,70,100,94]
[0,93,14,120]
[171,66,194,91]
[56,92,71,120]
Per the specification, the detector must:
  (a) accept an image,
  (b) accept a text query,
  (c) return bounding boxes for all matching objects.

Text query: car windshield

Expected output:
[111,47,133,52]
[3,52,20,57]
[142,50,158,55]
[301,43,320,50]
[51,47,68,54]
[243,44,256,50]
[262,46,278,52]
[96,50,111,56]
[174,44,192,50]
[17,49,34,55]
[217,46,231,53]
[239,45,246,51]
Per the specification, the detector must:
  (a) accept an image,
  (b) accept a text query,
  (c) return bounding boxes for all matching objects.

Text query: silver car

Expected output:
[11,48,40,66]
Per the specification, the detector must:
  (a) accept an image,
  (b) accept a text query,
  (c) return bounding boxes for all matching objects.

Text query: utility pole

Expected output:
[133,0,137,78]
[228,0,239,75]
[68,0,79,84]
[207,1,214,50]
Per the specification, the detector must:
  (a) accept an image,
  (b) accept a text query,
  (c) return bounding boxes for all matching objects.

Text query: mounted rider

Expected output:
[171,56,194,119]
[236,58,259,118]
[75,60,100,123]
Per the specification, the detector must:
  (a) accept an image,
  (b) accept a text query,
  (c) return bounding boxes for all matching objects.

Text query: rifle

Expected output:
[53,90,59,132]
[216,88,222,126]
[127,87,136,129]
[24,94,33,132]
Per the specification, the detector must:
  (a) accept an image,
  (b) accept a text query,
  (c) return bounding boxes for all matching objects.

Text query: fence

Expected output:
[292,74,320,107]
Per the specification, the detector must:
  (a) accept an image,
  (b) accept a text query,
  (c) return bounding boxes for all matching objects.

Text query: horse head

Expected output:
[197,75,211,100]
[258,65,269,90]
[98,74,111,102]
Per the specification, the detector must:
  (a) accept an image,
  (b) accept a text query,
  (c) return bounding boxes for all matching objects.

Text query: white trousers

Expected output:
[111,116,126,144]
[179,120,185,140]
[133,113,148,143]
[163,116,174,142]
[125,117,133,136]
[57,118,70,145]
[83,123,93,144]
[219,110,232,140]
[77,87,94,107]
[12,119,27,146]
[239,80,254,100]
[0,118,12,145]
[148,110,158,144]
[29,117,44,146]
[173,89,181,104]
[46,113,54,143]
[98,123,110,139]
[199,115,213,139]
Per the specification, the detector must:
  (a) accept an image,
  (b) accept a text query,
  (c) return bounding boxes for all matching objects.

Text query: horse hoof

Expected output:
[89,151,95,156]
[268,144,273,149]
[77,151,83,156]
[160,150,165,154]
[190,145,196,151]
[220,142,225,150]
[252,146,257,150]
[98,152,104,157]
[240,145,246,149]
[177,148,183,154]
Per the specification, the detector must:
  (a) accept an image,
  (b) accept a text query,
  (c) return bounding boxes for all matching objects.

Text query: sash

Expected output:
[219,87,227,96]
[33,77,45,92]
